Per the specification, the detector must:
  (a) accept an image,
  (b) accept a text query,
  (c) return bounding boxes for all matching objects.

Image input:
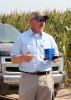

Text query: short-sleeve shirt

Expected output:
[11,28,59,72]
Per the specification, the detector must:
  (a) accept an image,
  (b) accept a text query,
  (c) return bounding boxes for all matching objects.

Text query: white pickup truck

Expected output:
[0,23,66,96]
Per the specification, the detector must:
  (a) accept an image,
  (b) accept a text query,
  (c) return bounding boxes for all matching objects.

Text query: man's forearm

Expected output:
[11,55,23,64]
[11,54,33,64]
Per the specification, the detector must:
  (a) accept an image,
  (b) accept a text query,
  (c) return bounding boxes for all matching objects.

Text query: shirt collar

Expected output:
[29,28,43,37]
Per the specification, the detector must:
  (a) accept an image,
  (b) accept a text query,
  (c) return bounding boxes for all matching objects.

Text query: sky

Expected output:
[0,0,71,14]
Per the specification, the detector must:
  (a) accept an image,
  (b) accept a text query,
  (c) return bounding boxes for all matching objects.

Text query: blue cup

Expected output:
[44,48,55,60]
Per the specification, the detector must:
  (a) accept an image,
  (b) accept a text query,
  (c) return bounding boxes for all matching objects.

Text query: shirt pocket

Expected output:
[22,42,35,54]
[41,40,52,49]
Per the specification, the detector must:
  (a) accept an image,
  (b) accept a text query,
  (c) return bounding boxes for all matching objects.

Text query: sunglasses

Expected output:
[35,17,47,22]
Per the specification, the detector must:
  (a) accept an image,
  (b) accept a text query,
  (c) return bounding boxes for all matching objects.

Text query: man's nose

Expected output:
[40,22,45,25]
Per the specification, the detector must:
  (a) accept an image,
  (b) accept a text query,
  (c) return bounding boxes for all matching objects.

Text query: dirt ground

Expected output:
[0,88,71,100]
[55,88,71,100]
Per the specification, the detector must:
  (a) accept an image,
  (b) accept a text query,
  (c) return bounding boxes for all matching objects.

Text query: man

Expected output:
[11,11,59,100]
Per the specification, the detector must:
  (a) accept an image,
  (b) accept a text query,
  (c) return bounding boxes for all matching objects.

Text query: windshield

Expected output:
[0,23,20,43]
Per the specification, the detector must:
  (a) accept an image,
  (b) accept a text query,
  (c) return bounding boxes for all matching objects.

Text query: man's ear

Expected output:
[29,18,34,25]
[30,18,34,22]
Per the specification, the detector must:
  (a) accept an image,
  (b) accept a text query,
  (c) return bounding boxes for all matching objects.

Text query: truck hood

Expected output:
[0,43,13,51]
[0,43,13,56]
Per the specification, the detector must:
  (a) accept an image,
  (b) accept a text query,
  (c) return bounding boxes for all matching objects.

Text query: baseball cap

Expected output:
[30,11,48,20]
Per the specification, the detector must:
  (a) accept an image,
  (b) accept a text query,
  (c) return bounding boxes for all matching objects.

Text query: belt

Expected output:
[21,71,50,75]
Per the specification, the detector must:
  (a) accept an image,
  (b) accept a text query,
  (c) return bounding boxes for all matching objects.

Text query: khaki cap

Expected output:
[30,11,48,19]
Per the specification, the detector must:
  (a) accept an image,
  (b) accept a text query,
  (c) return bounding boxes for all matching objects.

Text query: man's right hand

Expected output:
[22,54,33,62]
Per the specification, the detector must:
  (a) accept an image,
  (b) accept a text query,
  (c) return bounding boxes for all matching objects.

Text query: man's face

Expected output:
[30,16,46,31]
